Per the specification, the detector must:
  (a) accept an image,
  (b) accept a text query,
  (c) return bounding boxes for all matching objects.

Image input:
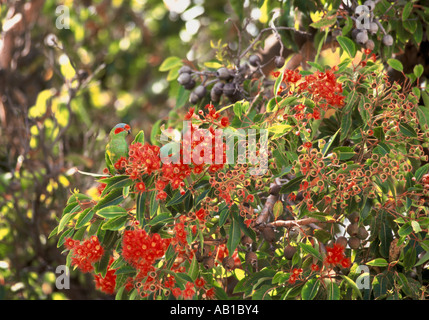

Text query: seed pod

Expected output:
[356,30,369,45]
[178,65,192,74]
[202,256,215,269]
[248,54,261,67]
[222,256,235,271]
[212,82,224,96]
[347,223,359,236]
[216,67,232,80]
[238,62,249,75]
[177,72,192,85]
[365,39,375,51]
[183,79,196,90]
[348,236,361,250]
[382,34,394,46]
[189,91,200,104]
[348,212,360,224]
[284,245,296,260]
[245,251,258,266]
[369,22,378,34]
[222,82,237,97]
[357,226,369,240]
[194,85,207,99]
[274,56,285,69]
[335,236,348,248]
[351,28,361,40]
[261,226,276,243]
[241,235,253,249]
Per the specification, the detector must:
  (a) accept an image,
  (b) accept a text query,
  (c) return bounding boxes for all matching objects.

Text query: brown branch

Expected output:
[254,179,281,226]
[268,217,321,228]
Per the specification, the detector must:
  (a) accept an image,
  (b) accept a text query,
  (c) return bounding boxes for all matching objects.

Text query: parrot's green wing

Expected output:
[105,124,131,175]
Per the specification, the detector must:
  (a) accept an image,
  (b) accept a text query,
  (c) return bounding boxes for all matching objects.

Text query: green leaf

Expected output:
[322,129,340,157]
[99,175,132,197]
[132,130,145,144]
[227,217,241,255]
[95,188,124,211]
[58,212,74,234]
[188,256,199,282]
[279,175,304,194]
[399,123,417,137]
[267,124,292,139]
[387,59,404,72]
[136,192,146,226]
[310,16,337,29]
[398,222,413,237]
[147,212,173,227]
[415,250,429,267]
[336,36,357,58]
[402,2,413,21]
[75,208,95,229]
[101,216,127,230]
[159,56,182,72]
[413,64,424,78]
[301,278,320,300]
[415,163,429,182]
[96,205,128,219]
[340,275,363,299]
[366,258,389,267]
[298,242,322,261]
[325,279,340,300]
[273,201,283,221]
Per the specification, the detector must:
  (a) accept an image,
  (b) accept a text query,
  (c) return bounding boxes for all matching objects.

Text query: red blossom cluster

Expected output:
[296,68,345,108]
[122,229,169,277]
[324,243,351,269]
[94,258,117,295]
[288,267,303,284]
[422,173,429,189]
[65,236,104,273]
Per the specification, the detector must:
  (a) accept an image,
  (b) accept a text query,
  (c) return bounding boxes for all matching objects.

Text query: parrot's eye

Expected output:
[115,127,125,134]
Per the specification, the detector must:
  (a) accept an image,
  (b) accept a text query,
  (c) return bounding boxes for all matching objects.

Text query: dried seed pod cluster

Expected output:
[345,212,368,250]
[177,51,276,105]
[351,0,393,50]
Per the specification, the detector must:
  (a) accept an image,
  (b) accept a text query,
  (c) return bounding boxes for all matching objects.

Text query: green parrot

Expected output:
[105,123,131,175]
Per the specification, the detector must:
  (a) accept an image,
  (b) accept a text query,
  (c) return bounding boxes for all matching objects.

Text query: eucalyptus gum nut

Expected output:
[369,22,378,34]
[178,65,192,74]
[356,31,369,45]
[222,256,235,270]
[357,226,369,240]
[194,85,207,98]
[248,54,261,67]
[241,235,253,248]
[261,226,276,243]
[245,251,258,266]
[216,67,232,80]
[189,92,200,104]
[365,39,375,51]
[352,28,361,39]
[274,55,285,69]
[177,72,191,85]
[348,212,360,224]
[203,256,215,269]
[223,82,237,97]
[284,245,296,260]
[212,82,224,95]
[183,79,196,90]
[336,236,348,248]
[382,34,394,46]
[346,223,359,236]
[348,236,361,249]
